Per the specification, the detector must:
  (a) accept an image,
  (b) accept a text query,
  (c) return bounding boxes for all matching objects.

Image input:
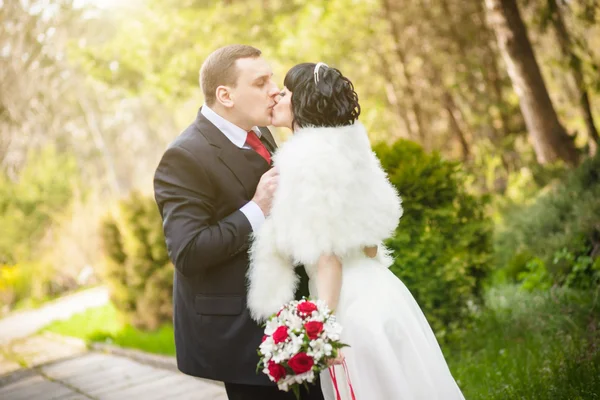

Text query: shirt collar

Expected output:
[201,104,261,148]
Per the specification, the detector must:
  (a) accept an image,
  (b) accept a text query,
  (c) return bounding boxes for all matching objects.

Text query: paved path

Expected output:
[0,287,228,399]
[0,334,228,399]
[0,352,227,399]
[0,287,110,344]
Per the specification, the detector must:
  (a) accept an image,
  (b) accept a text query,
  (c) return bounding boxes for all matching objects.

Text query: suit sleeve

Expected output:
[153,145,252,277]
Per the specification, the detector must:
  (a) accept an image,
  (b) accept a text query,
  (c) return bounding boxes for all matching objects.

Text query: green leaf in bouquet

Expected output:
[255,358,264,375]
[291,384,301,400]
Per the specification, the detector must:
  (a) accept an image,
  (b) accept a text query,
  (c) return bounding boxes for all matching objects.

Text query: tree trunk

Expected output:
[78,95,121,196]
[394,47,427,148]
[443,91,471,161]
[485,0,579,166]
[423,52,472,160]
[547,0,599,156]
[381,0,427,148]
[378,53,413,139]
[475,0,514,137]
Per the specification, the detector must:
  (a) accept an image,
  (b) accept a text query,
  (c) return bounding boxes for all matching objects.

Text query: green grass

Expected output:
[41,285,600,399]
[447,285,600,399]
[41,302,175,356]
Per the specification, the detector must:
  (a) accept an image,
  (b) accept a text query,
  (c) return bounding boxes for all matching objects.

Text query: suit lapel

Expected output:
[258,126,277,153]
[194,108,257,198]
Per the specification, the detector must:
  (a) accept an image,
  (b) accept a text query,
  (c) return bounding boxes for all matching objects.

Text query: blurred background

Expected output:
[0,0,599,398]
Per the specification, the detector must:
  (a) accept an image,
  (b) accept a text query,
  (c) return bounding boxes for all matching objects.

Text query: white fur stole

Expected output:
[247,122,402,322]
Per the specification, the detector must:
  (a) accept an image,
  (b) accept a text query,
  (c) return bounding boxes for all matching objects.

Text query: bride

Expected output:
[247,62,465,400]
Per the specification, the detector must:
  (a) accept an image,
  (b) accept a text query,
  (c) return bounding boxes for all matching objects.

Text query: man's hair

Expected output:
[199,45,262,106]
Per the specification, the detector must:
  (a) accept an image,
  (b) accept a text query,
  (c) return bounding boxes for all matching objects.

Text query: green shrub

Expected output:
[0,146,78,265]
[374,139,493,339]
[495,154,600,288]
[0,147,78,310]
[553,247,600,290]
[100,192,172,330]
[517,257,552,291]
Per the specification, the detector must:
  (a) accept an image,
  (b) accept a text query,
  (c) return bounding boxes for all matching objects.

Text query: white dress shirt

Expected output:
[201,105,266,232]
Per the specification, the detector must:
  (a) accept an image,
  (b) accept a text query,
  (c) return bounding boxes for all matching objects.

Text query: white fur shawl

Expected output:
[246,122,403,322]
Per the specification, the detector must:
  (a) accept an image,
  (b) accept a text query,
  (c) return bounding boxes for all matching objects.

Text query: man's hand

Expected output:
[252,168,279,216]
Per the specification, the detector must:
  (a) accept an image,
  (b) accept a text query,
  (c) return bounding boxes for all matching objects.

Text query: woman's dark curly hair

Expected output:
[283,63,360,129]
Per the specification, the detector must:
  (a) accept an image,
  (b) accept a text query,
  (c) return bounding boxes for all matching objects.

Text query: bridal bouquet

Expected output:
[257,298,347,398]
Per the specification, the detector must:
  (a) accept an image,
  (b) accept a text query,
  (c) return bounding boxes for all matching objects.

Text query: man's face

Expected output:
[229,57,279,127]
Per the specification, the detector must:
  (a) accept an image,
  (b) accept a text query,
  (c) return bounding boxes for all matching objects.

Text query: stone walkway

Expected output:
[0,353,228,399]
[0,333,228,400]
[0,287,228,399]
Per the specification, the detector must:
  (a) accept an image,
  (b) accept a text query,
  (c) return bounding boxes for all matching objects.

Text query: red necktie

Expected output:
[245,130,271,164]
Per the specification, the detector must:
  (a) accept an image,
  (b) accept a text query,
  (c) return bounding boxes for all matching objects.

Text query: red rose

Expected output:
[267,360,287,382]
[304,321,324,340]
[261,335,268,343]
[272,326,289,344]
[287,352,314,374]
[297,301,318,315]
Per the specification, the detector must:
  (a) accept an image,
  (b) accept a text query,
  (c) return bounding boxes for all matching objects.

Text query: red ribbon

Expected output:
[328,360,356,400]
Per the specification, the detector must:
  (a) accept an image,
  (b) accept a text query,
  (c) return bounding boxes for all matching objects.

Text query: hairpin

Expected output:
[313,62,329,85]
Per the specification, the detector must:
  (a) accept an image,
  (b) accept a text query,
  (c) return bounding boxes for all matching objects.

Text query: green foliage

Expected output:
[554,247,600,290]
[100,192,173,330]
[0,147,79,309]
[495,153,600,288]
[517,257,552,291]
[75,0,493,144]
[448,285,600,399]
[375,139,493,339]
[0,147,78,265]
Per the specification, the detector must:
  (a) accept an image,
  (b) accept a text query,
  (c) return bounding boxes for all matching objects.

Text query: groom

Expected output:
[153,45,322,400]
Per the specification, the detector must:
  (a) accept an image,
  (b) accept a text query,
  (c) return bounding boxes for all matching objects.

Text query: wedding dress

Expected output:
[247,122,465,399]
[306,249,465,399]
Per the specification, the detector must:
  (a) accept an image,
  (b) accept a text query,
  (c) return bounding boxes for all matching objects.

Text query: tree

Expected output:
[485,0,579,166]
[545,0,599,156]
[0,0,76,175]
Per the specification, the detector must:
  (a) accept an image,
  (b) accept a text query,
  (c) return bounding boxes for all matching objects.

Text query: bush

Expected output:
[495,154,600,288]
[374,139,493,339]
[0,146,78,264]
[0,146,79,311]
[101,192,173,330]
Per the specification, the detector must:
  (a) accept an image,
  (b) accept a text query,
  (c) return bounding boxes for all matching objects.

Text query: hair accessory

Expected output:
[313,62,329,85]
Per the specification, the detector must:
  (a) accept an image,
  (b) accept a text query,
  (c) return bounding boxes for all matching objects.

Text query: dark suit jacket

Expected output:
[154,108,283,385]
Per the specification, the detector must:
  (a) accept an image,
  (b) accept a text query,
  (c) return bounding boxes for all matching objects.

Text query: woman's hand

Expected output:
[327,351,345,367]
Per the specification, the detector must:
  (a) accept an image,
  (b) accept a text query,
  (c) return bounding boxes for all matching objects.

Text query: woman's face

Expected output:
[271,87,293,130]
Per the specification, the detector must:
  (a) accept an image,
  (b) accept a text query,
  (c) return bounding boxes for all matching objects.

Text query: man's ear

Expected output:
[216,86,234,108]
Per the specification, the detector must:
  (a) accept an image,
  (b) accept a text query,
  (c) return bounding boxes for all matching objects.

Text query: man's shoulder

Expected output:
[158,121,219,171]
[168,122,209,151]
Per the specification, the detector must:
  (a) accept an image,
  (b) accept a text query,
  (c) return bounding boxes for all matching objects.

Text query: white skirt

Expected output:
[310,257,465,400]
